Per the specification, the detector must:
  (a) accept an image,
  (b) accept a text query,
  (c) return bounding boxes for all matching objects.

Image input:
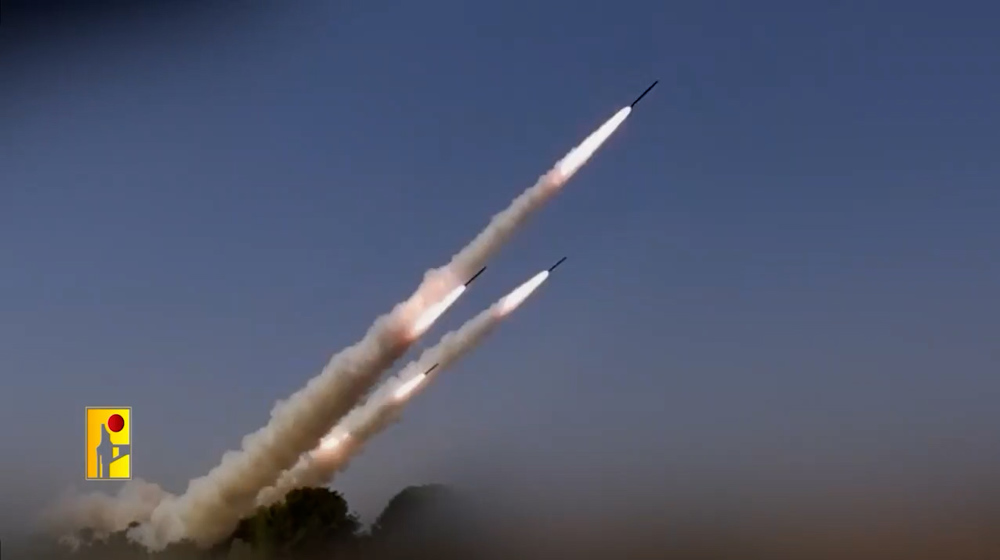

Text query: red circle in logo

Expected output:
[107,414,125,433]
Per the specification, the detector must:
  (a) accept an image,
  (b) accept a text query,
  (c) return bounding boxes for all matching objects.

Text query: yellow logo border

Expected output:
[85,406,133,481]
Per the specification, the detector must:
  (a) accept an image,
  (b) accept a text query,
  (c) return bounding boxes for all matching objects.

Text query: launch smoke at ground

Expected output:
[53,101,631,550]
[256,268,553,506]
[43,480,172,541]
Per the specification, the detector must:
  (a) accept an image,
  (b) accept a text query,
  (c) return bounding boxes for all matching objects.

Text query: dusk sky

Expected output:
[2,0,998,529]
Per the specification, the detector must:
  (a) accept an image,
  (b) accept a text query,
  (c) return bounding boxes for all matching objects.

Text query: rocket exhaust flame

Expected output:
[410,285,466,337]
[410,266,485,337]
[393,373,427,400]
[497,271,549,316]
[555,107,631,180]
[318,433,348,451]
[394,363,439,400]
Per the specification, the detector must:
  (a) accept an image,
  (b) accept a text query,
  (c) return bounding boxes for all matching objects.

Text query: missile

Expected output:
[548,256,567,272]
[630,80,658,108]
[464,266,487,286]
[393,362,440,399]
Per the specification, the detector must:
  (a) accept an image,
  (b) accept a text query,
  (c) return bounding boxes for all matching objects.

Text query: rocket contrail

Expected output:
[256,264,558,506]
[440,107,631,285]
[127,267,485,549]
[72,94,636,549]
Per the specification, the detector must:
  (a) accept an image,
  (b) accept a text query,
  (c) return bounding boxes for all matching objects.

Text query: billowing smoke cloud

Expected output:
[257,269,552,505]
[53,104,631,549]
[43,480,172,539]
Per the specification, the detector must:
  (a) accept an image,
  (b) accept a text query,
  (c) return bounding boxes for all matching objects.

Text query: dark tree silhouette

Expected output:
[371,483,459,538]
[230,487,360,558]
[368,484,474,560]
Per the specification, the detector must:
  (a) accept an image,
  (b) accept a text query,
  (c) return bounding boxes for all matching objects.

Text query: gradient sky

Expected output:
[2,0,998,528]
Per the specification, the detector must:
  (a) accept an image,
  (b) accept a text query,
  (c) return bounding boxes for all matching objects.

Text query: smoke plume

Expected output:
[443,107,630,283]
[256,269,551,505]
[43,480,172,539]
[55,104,629,549]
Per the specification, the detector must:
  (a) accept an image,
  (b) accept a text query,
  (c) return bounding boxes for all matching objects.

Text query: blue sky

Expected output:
[2,0,998,526]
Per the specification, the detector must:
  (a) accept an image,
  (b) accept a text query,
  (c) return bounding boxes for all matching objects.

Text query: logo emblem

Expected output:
[85,407,132,480]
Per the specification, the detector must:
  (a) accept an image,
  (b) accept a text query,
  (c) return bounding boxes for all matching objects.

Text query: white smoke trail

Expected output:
[120,105,628,550]
[256,269,552,505]
[442,107,631,283]
[129,308,425,549]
